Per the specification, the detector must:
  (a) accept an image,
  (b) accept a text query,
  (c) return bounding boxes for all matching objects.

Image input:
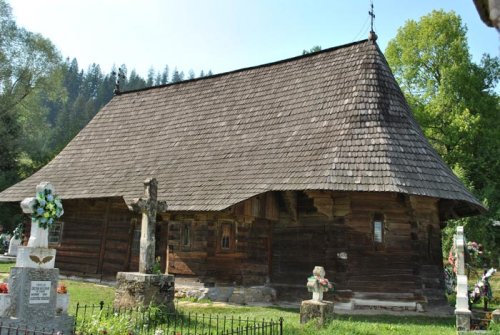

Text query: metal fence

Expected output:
[0,322,62,335]
[74,302,283,335]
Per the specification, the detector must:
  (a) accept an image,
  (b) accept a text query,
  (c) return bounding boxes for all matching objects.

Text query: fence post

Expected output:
[279,317,283,335]
[99,300,104,310]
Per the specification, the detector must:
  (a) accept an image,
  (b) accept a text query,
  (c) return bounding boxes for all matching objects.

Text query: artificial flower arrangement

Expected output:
[32,188,64,229]
[57,282,68,294]
[307,272,334,292]
[0,283,8,294]
[12,223,23,240]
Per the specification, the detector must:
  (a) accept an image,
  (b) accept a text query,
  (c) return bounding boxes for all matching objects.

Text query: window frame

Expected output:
[372,213,384,244]
[217,221,235,253]
[48,221,64,247]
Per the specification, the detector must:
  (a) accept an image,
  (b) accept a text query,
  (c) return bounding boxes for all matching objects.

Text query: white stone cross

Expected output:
[455,226,470,313]
[132,178,167,274]
[20,182,56,248]
[307,266,330,302]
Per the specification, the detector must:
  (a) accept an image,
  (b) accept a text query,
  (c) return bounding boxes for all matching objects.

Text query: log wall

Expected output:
[50,190,445,302]
[163,214,273,285]
[54,198,136,278]
[271,191,445,301]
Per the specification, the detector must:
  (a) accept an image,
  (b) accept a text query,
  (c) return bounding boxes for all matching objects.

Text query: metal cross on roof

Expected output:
[369,0,375,33]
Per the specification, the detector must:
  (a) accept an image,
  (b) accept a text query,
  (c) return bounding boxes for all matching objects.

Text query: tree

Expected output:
[161,65,169,84]
[146,67,155,87]
[171,67,183,83]
[302,45,322,55]
[0,0,62,231]
[0,0,60,187]
[385,10,500,263]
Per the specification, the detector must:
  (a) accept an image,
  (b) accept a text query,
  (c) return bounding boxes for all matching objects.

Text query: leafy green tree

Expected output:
[385,10,500,263]
[0,0,61,231]
[302,45,322,55]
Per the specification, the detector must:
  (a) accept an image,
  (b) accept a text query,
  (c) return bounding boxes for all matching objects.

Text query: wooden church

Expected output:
[0,38,484,309]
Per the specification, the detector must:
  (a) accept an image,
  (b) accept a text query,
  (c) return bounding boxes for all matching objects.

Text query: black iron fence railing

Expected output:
[0,322,62,335]
[74,301,283,335]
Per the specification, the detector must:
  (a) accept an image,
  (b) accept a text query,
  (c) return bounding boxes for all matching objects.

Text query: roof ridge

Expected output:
[117,39,372,95]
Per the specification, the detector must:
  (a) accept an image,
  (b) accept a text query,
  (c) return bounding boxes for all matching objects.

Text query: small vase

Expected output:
[27,219,48,248]
[56,293,69,314]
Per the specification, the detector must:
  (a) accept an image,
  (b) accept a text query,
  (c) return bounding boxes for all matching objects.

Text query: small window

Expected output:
[218,222,235,252]
[48,221,64,245]
[181,224,191,247]
[373,214,384,243]
[221,224,231,249]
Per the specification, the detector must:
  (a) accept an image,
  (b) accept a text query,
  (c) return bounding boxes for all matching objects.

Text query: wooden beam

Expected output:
[123,217,137,271]
[97,198,111,274]
[282,191,298,222]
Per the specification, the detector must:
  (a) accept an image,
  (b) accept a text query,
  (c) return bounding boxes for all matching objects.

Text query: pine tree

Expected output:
[161,65,169,84]
[171,67,182,83]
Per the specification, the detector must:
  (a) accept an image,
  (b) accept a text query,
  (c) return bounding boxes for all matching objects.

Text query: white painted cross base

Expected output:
[16,247,56,269]
[27,221,48,248]
[312,291,323,302]
[455,275,469,312]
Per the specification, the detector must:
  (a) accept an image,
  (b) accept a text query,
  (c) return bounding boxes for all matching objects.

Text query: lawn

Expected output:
[174,303,456,335]
[0,262,497,334]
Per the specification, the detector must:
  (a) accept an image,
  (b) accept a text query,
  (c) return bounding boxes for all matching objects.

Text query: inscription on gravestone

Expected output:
[29,281,51,304]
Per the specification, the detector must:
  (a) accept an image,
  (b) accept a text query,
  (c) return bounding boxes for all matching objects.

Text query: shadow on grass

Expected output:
[329,314,455,327]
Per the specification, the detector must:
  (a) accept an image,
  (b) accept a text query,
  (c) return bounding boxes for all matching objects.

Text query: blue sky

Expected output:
[8,0,499,78]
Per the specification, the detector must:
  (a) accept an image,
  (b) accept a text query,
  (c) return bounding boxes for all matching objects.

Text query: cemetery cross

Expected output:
[133,178,167,274]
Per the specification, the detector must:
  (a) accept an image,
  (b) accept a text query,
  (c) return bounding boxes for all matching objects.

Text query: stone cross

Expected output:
[454,226,471,331]
[455,226,466,276]
[307,266,329,302]
[133,178,167,274]
[20,182,56,248]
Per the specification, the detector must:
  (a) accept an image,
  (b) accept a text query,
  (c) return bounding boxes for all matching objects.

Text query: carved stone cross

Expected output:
[307,266,330,302]
[133,178,167,274]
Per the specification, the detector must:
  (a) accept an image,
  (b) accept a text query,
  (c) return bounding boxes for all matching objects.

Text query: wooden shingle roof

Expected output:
[0,40,484,216]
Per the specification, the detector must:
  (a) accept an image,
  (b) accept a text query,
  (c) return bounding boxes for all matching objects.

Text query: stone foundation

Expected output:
[455,310,471,332]
[114,272,175,311]
[175,284,276,304]
[300,300,334,326]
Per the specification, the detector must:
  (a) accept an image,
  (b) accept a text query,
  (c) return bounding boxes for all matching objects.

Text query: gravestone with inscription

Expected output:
[0,182,73,333]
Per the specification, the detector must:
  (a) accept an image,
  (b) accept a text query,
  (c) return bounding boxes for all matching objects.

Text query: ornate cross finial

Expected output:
[368,1,378,41]
[369,0,375,33]
[113,67,126,95]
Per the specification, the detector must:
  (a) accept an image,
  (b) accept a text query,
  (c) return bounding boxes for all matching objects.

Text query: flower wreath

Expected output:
[33,188,64,229]
[12,223,24,240]
[307,275,334,291]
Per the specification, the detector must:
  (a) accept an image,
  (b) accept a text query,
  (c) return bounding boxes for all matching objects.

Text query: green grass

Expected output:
[64,280,115,314]
[0,261,14,274]
[175,303,456,335]
[0,262,496,334]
